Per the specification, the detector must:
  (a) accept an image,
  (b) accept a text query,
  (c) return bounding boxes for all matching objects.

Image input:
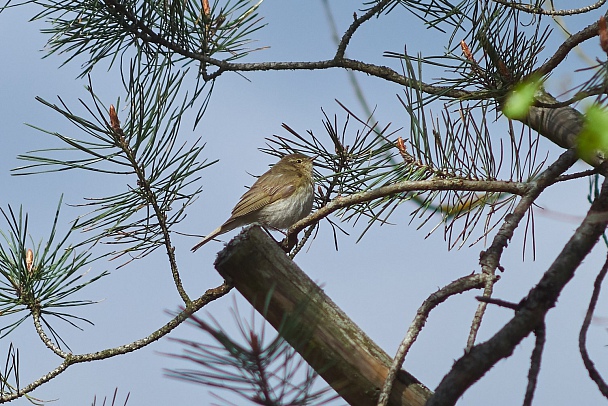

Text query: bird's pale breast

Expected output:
[257,181,314,229]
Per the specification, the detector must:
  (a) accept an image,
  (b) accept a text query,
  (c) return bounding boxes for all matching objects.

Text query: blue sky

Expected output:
[1,1,607,405]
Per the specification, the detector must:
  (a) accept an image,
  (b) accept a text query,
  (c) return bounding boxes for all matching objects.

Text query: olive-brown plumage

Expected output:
[191,153,315,252]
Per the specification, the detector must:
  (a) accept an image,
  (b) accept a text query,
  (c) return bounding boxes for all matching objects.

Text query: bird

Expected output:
[191,153,315,252]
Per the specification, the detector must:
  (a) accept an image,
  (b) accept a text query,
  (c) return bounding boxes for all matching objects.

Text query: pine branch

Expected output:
[0,282,231,403]
[428,163,608,406]
[288,178,530,237]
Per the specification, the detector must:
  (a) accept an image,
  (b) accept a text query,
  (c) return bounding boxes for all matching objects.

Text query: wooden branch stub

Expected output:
[214,226,432,406]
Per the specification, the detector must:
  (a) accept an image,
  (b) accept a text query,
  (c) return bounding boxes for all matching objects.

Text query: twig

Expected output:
[533,19,602,77]
[377,273,493,406]
[427,173,608,406]
[553,168,600,183]
[108,105,191,305]
[2,282,232,403]
[334,0,390,60]
[290,178,531,236]
[287,223,317,258]
[523,322,546,406]
[475,295,518,310]
[466,277,496,350]
[31,306,69,359]
[470,149,579,346]
[491,0,606,16]
[579,252,608,397]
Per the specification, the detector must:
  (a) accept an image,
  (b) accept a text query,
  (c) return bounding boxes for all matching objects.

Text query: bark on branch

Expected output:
[428,176,608,406]
[214,226,433,406]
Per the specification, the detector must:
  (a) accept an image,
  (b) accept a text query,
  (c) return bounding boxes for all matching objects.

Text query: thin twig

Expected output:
[333,0,390,60]
[288,224,317,259]
[523,322,546,406]
[553,168,600,183]
[475,295,519,310]
[31,306,69,359]
[470,149,579,347]
[377,273,493,406]
[2,282,232,403]
[108,105,191,305]
[466,277,496,350]
[579,252,608,398]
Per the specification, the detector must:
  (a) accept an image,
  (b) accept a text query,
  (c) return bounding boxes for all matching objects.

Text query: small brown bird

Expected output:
[191,153,315,251]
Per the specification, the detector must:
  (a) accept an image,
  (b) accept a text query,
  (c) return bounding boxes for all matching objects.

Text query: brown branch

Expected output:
[289,178,531,237]
[100,0,479,100]
[470,149,578,348]
[491,0,606,16]
[475,296,519,310]
[377,272,495,406]
[214,227,433,406]
[554,168,600,183]
[523,323,546,406]
[427,174,608,406]
[334,0,390,59]
[0,283,231,403]
[579,252,608,398]
[466,277,496,350]
[533,20,602,77]
[478,149,578,283]
[108,104,190,304]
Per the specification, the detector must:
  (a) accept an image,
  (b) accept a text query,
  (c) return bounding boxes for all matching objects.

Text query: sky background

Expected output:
[1,1,608,405]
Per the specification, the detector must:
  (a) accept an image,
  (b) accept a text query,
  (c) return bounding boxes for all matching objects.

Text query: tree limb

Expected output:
[427,175,608,406]
[0,283,231,403]
[289,178,531,237]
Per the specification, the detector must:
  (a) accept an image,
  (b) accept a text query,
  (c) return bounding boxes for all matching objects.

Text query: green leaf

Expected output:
[578,104,608,161]
[503,76,542,120]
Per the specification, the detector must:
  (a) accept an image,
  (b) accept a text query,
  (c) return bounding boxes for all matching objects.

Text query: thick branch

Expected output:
[427,176,608,406]
[521,92,595,163]
[289,178,530,236]
[214,227,433,406]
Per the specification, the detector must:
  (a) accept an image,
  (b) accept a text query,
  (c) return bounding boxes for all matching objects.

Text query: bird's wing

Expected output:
[231,172,296,218]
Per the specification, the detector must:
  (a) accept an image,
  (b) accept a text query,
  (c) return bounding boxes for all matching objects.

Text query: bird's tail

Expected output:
[190,226,223,252]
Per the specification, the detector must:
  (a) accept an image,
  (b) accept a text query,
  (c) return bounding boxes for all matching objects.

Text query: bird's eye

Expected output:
[296,159,302,163]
